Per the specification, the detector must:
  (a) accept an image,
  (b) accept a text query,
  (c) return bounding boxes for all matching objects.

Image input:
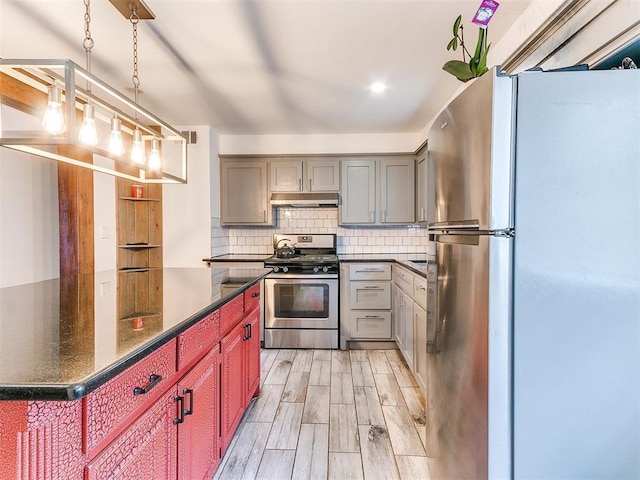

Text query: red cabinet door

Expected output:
[220,321,246,453]
[176,348,220,480]
[245,307,261,401]
[86,391,177,480]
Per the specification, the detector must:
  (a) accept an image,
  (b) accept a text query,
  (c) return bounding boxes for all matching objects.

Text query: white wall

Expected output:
[0,148,59,287]
[163,126,218,267]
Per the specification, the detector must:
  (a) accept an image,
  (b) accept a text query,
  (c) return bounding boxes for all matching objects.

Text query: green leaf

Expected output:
[453,15,462,36]
[473,28,485,62]
[442,60,475,82]
[477,43,491,75]
[447,38,457,51]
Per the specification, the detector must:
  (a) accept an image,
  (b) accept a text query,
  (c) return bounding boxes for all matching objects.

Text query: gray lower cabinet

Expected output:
[220,159,272,225]
[393,282,414,371]
[340,263,393,346]
[413,303,428,392]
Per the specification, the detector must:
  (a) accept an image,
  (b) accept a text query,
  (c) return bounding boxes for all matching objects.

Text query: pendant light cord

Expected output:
[83,0,94,84]
[130,7,140,108]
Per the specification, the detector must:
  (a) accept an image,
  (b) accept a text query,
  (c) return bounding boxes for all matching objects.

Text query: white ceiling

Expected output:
[1,0,531,136]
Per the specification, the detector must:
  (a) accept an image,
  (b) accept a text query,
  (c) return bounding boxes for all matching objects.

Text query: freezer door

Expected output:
[513,69,640,479]
[426,233,512,480]
[427,69,514,231]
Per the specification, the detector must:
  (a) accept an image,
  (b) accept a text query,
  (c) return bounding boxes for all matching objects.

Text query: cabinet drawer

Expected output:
[393,265,414,294]
[177,310,219,370]
[84,339,177,454]
[220,294,244,337]
[244,283,261,312]
[350,311,392,339]
[413,277,427,310]
[349,263,392,281]
[350,281,391,310]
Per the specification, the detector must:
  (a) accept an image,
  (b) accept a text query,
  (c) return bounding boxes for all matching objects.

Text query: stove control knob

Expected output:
[282,266,289,273]
[322,266,329,273]
[313,266,320,273]
[273,266,280,273]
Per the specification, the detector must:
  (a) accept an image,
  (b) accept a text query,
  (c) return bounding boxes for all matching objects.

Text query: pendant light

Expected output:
[108,115,125,155]
[78,0,98,146]
[42,84,66,135]
[0,0,188,184]
[129,7,152,167]
[148,137,161,170]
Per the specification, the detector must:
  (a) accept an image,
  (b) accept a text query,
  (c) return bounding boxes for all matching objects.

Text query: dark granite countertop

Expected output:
[0,267,270,401]
[203,254,271,265]
[338,253,435,277]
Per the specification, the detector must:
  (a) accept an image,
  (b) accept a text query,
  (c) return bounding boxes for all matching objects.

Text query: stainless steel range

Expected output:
[263,233,338,349]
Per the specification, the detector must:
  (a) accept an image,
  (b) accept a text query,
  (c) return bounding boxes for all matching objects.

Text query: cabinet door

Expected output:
[416,150,428,223]
[177,349,220,480]
[380,158,415,224]
[340,160,376,224]
[306,159,340,191]
[220,321,246,453]
[86,391,177,480]
[413,304,428,394]
[270,160,303,192]
[393,284,404,351]
[245,307,261,401]
[221,160,271,225]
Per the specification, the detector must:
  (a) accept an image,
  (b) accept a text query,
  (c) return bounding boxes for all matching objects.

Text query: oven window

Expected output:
[274,283,329,318]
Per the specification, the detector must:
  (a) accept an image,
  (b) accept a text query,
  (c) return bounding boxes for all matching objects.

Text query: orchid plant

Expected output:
[443,15,490,82]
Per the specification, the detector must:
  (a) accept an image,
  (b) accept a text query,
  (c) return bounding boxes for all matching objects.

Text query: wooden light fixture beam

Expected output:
[108,0,155,20]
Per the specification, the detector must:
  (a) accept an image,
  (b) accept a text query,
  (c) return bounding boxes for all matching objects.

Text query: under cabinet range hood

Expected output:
[270,192,339,207]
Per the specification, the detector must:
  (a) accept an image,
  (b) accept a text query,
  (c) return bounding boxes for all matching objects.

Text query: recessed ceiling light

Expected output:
[370,82,387,94]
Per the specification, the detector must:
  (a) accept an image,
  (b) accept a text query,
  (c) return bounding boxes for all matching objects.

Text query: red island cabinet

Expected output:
[220,293,261,453]
[0,285,261,479]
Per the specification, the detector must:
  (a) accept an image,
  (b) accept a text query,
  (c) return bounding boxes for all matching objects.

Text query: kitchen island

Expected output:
[0,266,269,479]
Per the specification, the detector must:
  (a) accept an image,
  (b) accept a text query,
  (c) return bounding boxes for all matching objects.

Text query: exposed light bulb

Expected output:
[131,129,145,165]
[108,116,125,155]
[42,85,66,134]
[78,104,98,145]
[148,137,161,170]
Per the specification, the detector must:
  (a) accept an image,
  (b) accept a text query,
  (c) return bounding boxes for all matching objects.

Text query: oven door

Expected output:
[265,274,338,329]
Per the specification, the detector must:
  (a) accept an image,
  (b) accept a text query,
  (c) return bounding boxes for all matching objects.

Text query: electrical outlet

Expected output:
[100,281,110,297]
[100,226,110,239]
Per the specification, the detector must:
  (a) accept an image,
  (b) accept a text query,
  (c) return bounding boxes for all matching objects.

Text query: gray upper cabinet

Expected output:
[340,159,376,224]
[269,160,303,192]
[270,159,340,192]
[380,157,415,224]
[415,148,428,223]
[221,159,272,225]
[340,156,415,225]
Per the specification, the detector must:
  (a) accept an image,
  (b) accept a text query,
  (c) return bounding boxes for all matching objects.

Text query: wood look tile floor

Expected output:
[213,349,432,480]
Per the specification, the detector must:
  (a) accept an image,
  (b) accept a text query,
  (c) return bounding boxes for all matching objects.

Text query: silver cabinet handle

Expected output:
[369,211,374,223]
[299,178,302,191]
[365,315,382,319]
[263,210,266,222]
[363,285,382,289]
[384,210,388,223]
[356,268,385,273]
[417,285,427,291]
[309,178,312,191]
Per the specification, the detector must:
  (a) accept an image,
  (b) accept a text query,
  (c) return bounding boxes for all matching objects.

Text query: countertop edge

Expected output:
[0,273,268,402]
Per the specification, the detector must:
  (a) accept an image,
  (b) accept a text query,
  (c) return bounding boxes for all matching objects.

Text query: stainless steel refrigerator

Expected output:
[425,67,640,479]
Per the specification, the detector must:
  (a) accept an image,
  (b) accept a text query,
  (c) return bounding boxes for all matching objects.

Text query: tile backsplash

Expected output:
[211,207,434,256]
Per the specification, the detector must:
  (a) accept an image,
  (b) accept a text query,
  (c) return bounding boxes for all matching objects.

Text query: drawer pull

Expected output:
[365,315,381,319]
[417,285,427,291]
[183,388,194,416]
[133,374,162,396]
[252,292,260,298]
[363,285,382,289]
[174,395,185,424]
